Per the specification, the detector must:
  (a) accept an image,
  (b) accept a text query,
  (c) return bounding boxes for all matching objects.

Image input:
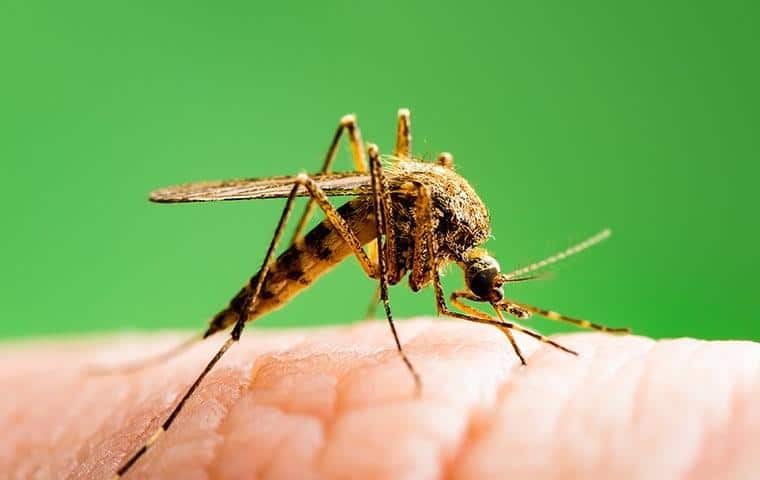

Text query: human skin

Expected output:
[1,319,758,480]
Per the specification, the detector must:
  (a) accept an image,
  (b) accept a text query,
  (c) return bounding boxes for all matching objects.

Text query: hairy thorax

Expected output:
[385,160,491,285]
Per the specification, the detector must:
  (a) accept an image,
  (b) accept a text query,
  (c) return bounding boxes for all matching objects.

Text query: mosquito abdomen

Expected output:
[204,198,375,337]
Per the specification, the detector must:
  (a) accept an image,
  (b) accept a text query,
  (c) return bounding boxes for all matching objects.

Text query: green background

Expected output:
[2,1,758,340]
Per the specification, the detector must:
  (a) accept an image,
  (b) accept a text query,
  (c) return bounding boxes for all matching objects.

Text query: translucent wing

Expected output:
[149,172,372,203]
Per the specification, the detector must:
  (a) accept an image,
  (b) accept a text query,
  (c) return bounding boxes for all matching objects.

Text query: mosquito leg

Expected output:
[203,173,385,339]
[368,143,421,393]
[394,108,412,158]
[407,182,433,291]
[447,290,527,364]
[502,299,631,333]
[407,187,527,365]
[114,181,303,478]
[362,109,410,310]
[374,148,400,285]
[450,290,531,319]
[296,174,378,277]
[454,290,625,332]
[450,291,490,318]
[291,114,367,244]
[492,308,527,365]
[369,107,412,279]
[432,270,578,359]
[287,113,384,313]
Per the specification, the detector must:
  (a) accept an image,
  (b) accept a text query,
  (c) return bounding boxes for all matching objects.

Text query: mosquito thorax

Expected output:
[387,160,491,273]
[463,253,504,303]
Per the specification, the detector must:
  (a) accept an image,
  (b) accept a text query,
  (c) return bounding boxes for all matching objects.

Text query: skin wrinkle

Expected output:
[123,332,297,479]
[558,336,625,477]
[629,339,705,480]
[210,323,436,479]
[447,335,653,480]
[677,340,710,466]
[259,407,315,480]
[591,337,656,477]
[314,358,349,477]
[444,333,544,480]
[605,339,662,478]
[315,322,516,479]
[682,342,760,480]
[545,337,600,480]
[629,338,667,437]
[313,320,435,476]
[621,338,658,438]
[148,366,248,480]
[332,319,432,411]
[676,342,718,480]
[207,333,393,478]
[51,380,110,478]
[200,361,263,480]
[253,354,332,479]
[68,379,136,478]
[459,335,594,479]
[202,333,321,479]
[328,402,459,478]
[76,364,190,478]
[730,351,760,479]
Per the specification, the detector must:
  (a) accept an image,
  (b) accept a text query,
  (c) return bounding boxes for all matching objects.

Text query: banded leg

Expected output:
[451,290,527,316]
[365,110,412,316]
[203,173,381,339]
[113,180,302,478]
[418,215,576,361]
[374,147,401,285]
[381,109,411,282]
[297,174,377,277]
[368,143,421,392]
[432,273,578,358]
[448,291,527,365]
[452,290,629,333]
[114,173,377,477]
[452,290,528,321]
[408,183,432,290]
[406,186,528,365]
[502,300,630,333]
[290,114,367,244]
[492,308,528,365]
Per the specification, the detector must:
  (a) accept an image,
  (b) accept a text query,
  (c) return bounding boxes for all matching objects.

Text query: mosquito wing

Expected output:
[149,172,372,203]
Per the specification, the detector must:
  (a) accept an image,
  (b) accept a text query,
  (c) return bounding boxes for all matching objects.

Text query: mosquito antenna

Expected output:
[500,229,612,282]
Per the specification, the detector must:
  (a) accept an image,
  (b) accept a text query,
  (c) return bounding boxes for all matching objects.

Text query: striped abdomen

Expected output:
[203,198,376,337]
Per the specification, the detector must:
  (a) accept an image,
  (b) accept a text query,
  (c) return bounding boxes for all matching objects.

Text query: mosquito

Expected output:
[111,108,629,478]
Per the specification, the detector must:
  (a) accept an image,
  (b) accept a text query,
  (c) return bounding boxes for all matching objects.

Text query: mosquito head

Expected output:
[461,229,613,305]
[462,251,505,303]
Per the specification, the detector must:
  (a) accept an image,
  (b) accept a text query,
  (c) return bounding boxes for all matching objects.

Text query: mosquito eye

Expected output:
[469,268,498,300]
